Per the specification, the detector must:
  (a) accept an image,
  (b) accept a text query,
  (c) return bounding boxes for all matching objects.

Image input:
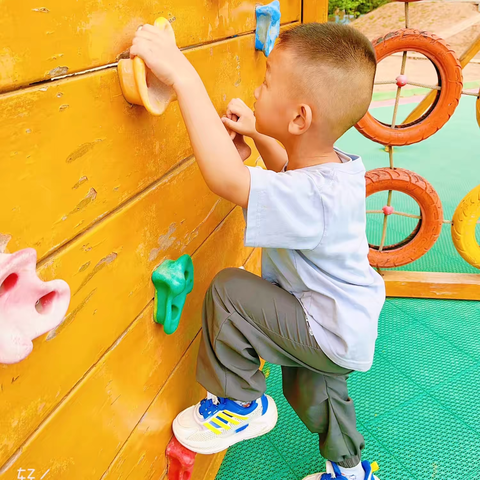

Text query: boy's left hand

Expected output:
[130,22,196,89]
[225,113,252,162]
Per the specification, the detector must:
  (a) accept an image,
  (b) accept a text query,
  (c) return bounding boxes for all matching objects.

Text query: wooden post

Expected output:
[302,0,329,23]
[402,33,480,124]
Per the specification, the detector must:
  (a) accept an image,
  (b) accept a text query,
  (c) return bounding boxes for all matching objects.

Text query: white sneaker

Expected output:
[303,460,380,480]
[172,394,278,454]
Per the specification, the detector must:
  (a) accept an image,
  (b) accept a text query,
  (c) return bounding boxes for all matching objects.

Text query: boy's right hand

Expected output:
[221,99,257,138]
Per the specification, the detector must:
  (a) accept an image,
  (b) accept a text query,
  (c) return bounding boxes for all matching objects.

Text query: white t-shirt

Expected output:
[244,149,385,372]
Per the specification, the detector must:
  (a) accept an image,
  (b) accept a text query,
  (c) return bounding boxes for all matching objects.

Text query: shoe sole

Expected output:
[173,395,278,455]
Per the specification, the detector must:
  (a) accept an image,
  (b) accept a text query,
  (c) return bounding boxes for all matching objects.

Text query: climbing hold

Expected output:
[0,248,70,364]
[396,74,408,87]
[152,254,194,335]
[382,205,395,215]
[371,462,379,472]
[166,436,197,480]
[118,17,177,115]
[255,1,281,57]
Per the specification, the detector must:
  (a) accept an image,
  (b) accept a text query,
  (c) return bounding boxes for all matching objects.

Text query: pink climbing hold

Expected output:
[396,74,408,87]
[383,205,395,215]
[166,436,197,480]
[0,248,70,364]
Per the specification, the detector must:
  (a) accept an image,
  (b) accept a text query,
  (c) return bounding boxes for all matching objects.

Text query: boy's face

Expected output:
[254,46,295,139]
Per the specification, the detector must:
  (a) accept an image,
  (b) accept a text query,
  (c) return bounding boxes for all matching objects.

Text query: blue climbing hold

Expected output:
[255,0,281,57]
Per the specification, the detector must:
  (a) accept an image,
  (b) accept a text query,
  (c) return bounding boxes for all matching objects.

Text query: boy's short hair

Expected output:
[277,23,376,140]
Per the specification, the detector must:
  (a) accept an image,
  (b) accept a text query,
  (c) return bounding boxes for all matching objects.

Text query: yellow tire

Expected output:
[451,185,480,269]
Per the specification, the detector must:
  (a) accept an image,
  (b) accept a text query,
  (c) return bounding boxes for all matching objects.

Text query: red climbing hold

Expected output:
[166,436,197,480]
[396,74,408,87]
[383,205,395,215]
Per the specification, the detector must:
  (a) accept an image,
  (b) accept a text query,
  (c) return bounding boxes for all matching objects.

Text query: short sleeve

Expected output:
[245,166,326,249]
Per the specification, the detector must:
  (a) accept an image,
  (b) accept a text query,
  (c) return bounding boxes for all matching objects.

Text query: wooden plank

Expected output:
[101,211,254,480]
[244,247,262,276]
[0,0,301,92]
[0,208,251,479]
[383,270,480,300]
[302,0,329,23]
[0,28,290,260]
[0,157,236,467]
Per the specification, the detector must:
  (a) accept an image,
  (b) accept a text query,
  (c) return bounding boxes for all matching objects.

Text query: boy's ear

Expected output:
[288,104,313,136]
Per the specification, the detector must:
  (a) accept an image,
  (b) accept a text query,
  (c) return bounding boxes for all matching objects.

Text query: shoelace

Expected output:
[199,396,227,418]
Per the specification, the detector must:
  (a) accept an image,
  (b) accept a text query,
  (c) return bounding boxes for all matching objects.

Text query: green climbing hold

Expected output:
[152,254,194,335]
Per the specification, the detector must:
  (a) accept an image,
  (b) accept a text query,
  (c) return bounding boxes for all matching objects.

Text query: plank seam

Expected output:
[36,154,195,267]
[0,300,151,473]
[0,205,240,473]
[98,329,202,480]
[0,21,300,97]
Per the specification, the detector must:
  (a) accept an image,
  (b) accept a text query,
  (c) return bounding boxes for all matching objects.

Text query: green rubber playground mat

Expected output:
[216,96,480,480]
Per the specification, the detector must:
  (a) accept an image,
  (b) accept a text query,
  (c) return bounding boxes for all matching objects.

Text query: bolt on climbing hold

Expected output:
[396,74,408,87]
[166,436,197,480]
[118,17,177,115]
[152,254,194,335]
[0,248,70,364]
[255,1,281,57]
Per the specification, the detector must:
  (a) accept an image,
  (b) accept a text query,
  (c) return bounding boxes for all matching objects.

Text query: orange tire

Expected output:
[366,168,444,268]
[356,29,462,146]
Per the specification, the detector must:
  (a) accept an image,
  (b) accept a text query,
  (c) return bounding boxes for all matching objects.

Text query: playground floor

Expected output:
[215,95,480,479]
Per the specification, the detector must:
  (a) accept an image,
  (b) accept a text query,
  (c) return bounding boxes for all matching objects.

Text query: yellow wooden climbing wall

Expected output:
[0,0,328,478]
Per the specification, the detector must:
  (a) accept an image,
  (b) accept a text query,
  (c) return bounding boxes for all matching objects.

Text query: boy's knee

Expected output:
[210,267,248,296]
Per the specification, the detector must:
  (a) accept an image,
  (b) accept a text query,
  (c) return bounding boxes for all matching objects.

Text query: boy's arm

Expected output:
[251,133,288,173]
[222,99,288,172]
[175,77,251,208]
[130,23,250,208]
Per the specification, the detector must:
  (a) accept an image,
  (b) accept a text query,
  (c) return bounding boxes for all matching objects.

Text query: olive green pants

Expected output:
[196,268,365,467]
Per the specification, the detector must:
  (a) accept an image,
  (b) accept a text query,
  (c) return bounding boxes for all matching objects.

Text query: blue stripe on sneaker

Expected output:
[261,394,268,416]
[361,460,373,479]
[235,424,249,433]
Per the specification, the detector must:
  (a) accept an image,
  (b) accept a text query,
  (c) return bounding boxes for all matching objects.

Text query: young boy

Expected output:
[130,21,385,480]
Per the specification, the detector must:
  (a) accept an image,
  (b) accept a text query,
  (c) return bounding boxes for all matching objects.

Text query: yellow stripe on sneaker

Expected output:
[204,422,222,434]
[211,417,231,430]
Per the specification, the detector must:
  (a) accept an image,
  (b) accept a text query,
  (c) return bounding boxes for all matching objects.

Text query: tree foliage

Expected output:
[328,0,390,18]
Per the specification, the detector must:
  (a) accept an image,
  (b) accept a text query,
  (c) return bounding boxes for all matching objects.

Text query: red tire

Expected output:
[356,29,462,146]
[366,168,444,268]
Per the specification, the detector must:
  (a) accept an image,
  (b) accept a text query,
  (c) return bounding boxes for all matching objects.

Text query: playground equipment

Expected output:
[152,255,194,335]
[0,249,70,364]
[255,1,282,57]
[0,1,303,478]
[118,17,177,116]
[356,0,480,300]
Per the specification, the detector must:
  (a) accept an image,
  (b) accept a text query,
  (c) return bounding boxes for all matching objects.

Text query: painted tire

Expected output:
[366,168,444,268]
[356,29,463,146]
[451,185,480,269]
